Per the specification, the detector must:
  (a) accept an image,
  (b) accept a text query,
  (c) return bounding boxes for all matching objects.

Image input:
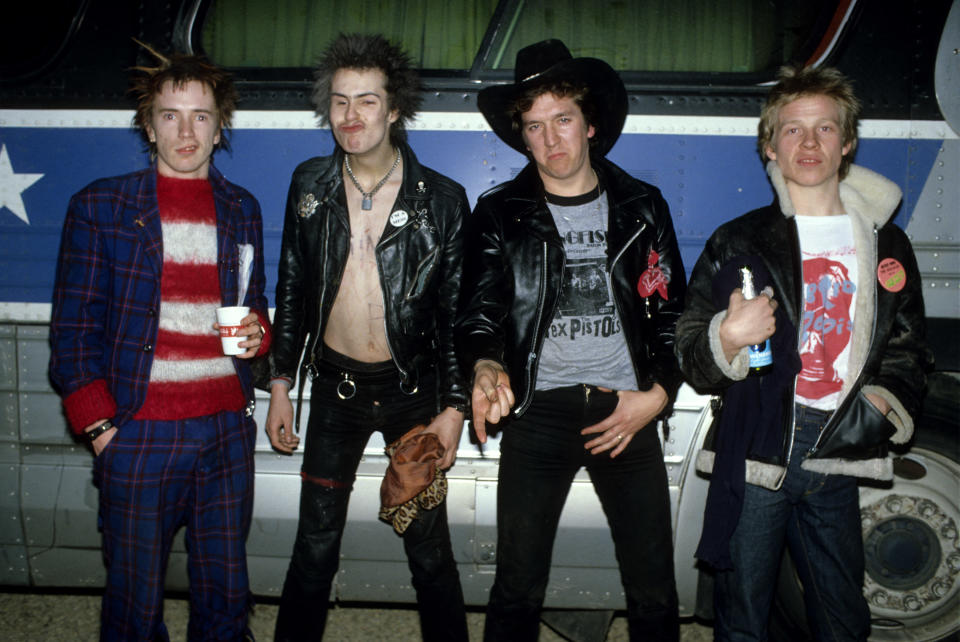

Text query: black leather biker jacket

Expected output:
[271,142,468,412]
[456,157,686,417]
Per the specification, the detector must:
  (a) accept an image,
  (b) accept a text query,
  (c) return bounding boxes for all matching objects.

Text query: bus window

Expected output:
[198,0,499,71]
[480,0,850,76]
[194,0,851,81]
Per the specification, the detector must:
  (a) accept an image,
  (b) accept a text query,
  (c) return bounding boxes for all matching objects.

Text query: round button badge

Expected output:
[877,257,906,293]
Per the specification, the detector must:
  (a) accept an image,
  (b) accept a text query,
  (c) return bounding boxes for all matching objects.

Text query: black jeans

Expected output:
[274,351,467,642]
[484,385,679,641]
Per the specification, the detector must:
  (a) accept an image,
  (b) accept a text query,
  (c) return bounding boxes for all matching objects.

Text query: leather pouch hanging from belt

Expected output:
[379,424,447,534]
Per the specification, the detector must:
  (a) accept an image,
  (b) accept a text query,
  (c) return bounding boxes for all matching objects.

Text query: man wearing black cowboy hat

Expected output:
[457,39,684,640]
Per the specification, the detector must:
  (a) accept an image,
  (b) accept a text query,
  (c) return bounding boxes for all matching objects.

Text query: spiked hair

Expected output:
[129,41,237,154]
[312,33,422,147]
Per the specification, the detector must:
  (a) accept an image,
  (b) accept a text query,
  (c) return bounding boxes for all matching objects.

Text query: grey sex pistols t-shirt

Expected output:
[535,189,638,392]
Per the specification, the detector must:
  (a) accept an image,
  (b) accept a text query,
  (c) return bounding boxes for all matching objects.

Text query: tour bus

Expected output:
[1,1,957,640]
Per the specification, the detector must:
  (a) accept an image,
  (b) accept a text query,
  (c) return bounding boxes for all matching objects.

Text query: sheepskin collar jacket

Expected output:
[676,162,933,483]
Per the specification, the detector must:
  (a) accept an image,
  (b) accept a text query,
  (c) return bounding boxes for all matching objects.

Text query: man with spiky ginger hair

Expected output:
[49,47,270,639]
[267,33,469,641]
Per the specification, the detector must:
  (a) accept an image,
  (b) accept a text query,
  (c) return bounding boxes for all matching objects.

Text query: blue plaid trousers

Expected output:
[94,409,256,641]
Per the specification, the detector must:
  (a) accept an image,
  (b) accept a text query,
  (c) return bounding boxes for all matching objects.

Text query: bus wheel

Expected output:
[772,372,960,642]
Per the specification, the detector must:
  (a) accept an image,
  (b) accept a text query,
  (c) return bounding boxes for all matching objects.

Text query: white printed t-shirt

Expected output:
[795,214,858,411]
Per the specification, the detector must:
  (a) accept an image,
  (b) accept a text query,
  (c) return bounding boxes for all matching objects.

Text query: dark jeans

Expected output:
[714,404,871,641]
[485,385,679,642]
[274,351,467,642]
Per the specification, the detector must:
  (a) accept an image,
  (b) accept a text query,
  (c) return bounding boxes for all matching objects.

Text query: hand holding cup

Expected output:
[215,307,263,358]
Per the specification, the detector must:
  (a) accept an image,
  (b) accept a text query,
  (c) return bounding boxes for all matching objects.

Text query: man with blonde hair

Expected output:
[675,65,932,640]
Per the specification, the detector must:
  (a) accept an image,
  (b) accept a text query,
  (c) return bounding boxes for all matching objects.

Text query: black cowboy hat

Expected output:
[478,39,628,156]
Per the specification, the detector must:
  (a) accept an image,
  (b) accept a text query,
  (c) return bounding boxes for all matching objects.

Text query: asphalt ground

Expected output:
[0,589,714,641]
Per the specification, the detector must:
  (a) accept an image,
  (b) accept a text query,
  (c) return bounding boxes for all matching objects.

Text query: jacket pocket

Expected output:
[812,390,897,460]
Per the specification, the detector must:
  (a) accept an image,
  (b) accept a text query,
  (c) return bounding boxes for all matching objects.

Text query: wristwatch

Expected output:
[83,420,114,443]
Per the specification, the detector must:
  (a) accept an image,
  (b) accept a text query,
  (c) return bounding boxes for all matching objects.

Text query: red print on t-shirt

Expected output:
[798,257,855,400]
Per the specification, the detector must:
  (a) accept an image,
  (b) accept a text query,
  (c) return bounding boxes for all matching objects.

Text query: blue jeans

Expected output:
[484,385,679,642]
[714,404,871,641]
[274,351,467,642]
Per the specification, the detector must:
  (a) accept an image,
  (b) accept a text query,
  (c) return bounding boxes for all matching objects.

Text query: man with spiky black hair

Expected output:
[267,33,469,641]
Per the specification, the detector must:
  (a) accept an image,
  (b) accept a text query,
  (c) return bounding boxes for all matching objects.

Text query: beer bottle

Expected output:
[739,265,773,375]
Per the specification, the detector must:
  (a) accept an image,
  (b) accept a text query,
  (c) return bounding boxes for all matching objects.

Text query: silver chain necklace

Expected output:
[343,148,401,211]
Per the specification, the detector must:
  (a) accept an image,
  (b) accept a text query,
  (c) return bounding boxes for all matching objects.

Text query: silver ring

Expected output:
[617,434,623,441]
[336,377,357,400]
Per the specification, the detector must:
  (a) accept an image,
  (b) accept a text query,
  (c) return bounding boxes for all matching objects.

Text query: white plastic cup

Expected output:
[216,306,250,355]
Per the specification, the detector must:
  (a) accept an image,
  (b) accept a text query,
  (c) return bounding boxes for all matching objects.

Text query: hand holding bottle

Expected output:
[718,267,777,370]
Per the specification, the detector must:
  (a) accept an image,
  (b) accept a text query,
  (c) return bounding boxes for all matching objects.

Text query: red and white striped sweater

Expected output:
[134,174,245,419]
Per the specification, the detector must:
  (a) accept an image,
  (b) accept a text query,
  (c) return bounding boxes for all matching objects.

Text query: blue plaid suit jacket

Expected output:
[49,164,269,432]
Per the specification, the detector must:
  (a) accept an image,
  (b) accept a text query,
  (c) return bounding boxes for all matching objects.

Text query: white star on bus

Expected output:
[0,144,44,224]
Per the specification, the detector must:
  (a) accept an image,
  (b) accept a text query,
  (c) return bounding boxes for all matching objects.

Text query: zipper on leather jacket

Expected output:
[517,241,559,416]
[609,221,648,374]
[294,205,334,434]
[808,226,880,455]
[609,221,646,270]
[305,212,333,374]
[778,220,805,486]
[377,208,412,387]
